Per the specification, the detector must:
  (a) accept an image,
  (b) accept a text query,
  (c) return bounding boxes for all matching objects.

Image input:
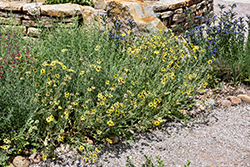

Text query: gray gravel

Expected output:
[30,103,250,167]
[29,1,250,167]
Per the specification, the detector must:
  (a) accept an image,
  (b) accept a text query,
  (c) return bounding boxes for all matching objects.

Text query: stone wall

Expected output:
[0,0,213,37]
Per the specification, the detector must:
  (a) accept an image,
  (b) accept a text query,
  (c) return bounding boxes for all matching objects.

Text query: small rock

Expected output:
[111,135,120,145]
[189,110,197,116]
[87,137,94,145]
[226,96,242,105]
[235,89,245,95]
[237,94,250,103]
[29,152,42,164]
[179,110,189,117]
[13,156,30,167]
[220,100,232,107]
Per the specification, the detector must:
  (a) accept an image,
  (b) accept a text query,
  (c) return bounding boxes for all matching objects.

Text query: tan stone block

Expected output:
[27,27,41,37]
[168,1,186,10]
[186,0,202,6]
[40,3,83,17]
[174,8,183,14]
[0,1,27,12]
[172,13,185,23]
[161,11,174,18]
[22,20,37,27]
[23,2,43,15]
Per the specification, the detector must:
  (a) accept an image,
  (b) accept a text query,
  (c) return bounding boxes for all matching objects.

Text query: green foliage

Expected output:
[174,3,250,87]
[45,0,93,7]
[126,155,165,167]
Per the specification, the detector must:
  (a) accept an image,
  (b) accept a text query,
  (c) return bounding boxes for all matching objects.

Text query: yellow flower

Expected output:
[158,117,163,123]
[55,74,60,78]
[95,148,99,152]
[130,98,135,102]
[42,154,47,160]
[62,66,67,70]
[115,109,119,115]
[87,87,92,91]
[112,84,117,88]
[161,67,166,72]
[108,94,113,98]
[106,138,113,144]
[128,30,131,34]
[80,116,85,121]
[58,136,64,142]
[97,130,102,135]
[3,139,11,144]
[96,66,101,72]
[135,81,139,85]
[80,71,85,75]
[97,60,101,64]
[95,45,100,51]
[148,102,153,107]
[154,50,159,55]
[35,82,40,87]
[154,121,159,126]
[131,81,135,85]
[46,115,54,123]
[207,60,212,65]
[100,101,105,105]
[51,61,56,66]
[114,74,118,78]
[122,32,126,37]
[79,145,85,150]
[92,154,97,158]
[42,62,47,66]
[106,80,110,85]
[17,149,22,154]
[107,120,114,126]
[65,92,69,98]
[58,106,62,110]
[1,145,10,150]
[40,69,45,74]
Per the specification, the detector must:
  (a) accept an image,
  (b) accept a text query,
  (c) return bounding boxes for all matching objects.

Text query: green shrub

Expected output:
[0,14,210,165]
[45,0,93,7]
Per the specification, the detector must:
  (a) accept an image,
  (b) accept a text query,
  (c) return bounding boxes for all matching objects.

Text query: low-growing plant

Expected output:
[1,12,210,166]
[44,0,93,7]
[173,3,250,87]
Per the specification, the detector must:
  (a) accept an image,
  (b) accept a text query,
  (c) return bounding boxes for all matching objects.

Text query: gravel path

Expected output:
[28,1,250,167]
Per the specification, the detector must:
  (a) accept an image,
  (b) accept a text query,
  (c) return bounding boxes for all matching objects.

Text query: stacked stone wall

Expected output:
[0,0,213,37]
[154,0,213,28]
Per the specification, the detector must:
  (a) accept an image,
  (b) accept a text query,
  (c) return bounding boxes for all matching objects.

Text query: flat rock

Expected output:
[29,152,42,164]
[237,94,250,103]
[226,96,242,105]
[40,3,83,17]
[220,99,231,107]
[13,156,30,167]
[23,2,43,15]
[0,1,27,11]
